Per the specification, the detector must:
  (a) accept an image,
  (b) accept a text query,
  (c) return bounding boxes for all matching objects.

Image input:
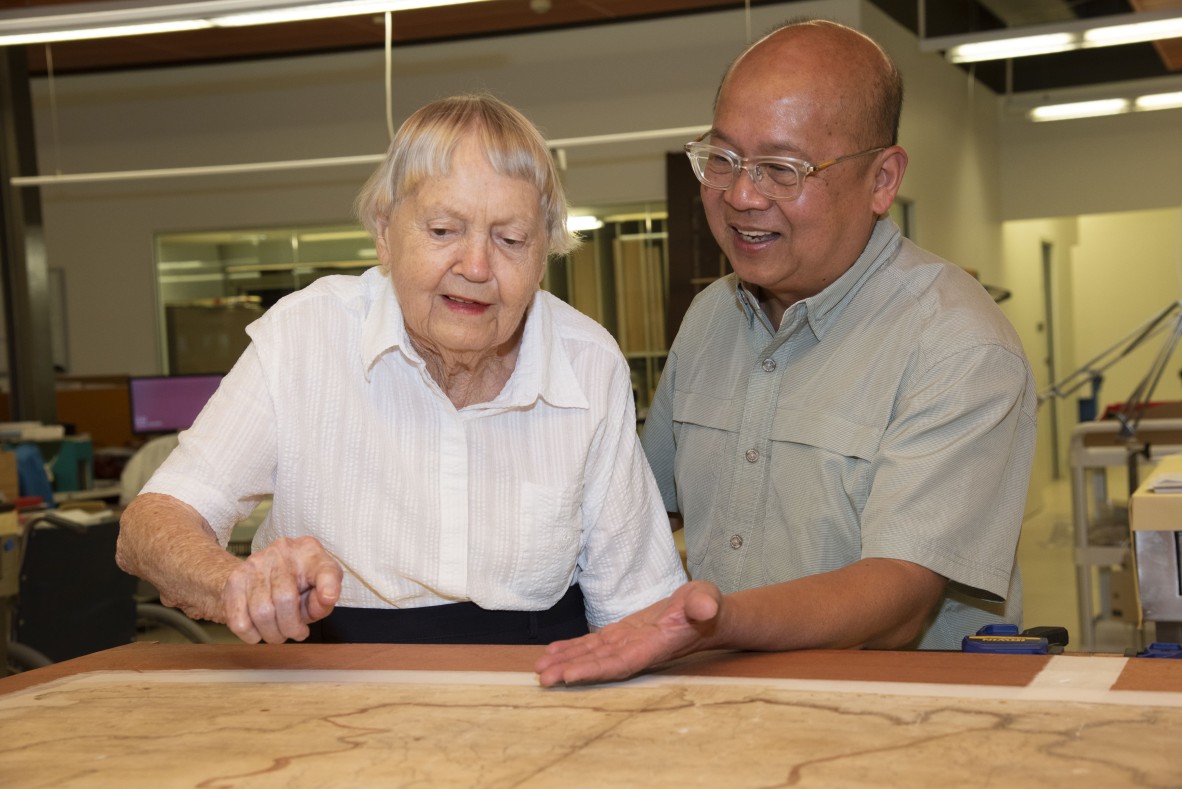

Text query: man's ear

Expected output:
[871,146,908,217]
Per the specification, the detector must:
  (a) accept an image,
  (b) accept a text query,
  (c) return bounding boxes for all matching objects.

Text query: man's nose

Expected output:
[725,165,771,209]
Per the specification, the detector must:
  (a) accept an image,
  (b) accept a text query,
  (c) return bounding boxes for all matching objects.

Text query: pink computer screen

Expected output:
[128,375,223,435]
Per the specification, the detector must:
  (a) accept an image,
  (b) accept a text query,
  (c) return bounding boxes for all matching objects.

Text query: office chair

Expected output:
[10,513,138,665]
[6,511,211,675]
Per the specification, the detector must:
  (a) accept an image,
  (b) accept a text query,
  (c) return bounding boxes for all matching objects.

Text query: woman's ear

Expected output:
[871,146,909,217]
[373,215,391,270]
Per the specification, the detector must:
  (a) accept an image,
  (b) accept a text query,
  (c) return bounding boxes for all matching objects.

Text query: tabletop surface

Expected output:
[2,643,1180,787]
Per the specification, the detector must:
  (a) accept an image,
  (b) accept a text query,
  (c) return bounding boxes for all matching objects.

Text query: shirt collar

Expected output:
[360,266,408,378]
[735,218,901,340]
[359,269,587,411]
[499,292,588,411]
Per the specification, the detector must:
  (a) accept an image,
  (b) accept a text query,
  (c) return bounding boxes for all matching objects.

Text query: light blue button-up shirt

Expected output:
[642,219,1037,649]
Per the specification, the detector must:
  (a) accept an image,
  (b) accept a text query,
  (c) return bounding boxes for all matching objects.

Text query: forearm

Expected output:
[116,492,241,623]
[708,558,947,652]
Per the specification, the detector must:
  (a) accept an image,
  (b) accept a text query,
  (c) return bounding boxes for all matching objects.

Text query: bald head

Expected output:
[717,19,903,149]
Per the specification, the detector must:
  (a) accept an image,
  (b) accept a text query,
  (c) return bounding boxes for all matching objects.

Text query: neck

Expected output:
[411,334,521,409]
[742,284,792,329]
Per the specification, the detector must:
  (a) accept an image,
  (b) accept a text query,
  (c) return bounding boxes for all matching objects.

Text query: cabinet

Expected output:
[1069,418,1182,650]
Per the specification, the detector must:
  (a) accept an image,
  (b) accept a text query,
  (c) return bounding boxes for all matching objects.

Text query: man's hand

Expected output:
[535,580,722,687]
[221,536,342,644]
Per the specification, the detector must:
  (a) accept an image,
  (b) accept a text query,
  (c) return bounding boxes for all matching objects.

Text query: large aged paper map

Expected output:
[1,657,1181,788]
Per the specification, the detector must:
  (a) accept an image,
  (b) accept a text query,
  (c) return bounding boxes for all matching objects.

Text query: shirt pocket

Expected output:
[513,480,583,596]
[768,409,881,461]
[761,411,881,578]
[671,391,742,573]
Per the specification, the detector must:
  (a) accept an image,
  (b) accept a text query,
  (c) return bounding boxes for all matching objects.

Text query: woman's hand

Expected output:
[221,536,343,644]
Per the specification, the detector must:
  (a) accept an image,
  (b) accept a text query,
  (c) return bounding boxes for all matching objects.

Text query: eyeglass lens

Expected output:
[687,146,803,198]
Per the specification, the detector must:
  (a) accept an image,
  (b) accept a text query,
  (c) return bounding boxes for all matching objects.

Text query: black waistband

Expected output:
[305,583,588,645]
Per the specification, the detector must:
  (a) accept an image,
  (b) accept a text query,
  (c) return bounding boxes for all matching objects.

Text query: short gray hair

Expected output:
[354,94,577,256]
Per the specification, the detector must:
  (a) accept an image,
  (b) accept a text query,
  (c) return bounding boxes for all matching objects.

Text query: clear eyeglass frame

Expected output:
[683,138,886,201]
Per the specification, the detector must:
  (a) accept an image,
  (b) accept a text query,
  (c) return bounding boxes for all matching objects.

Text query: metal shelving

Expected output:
[1068,417,1182,651]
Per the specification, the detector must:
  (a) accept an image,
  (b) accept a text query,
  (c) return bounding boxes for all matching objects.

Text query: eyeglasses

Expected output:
[684,139,886,201]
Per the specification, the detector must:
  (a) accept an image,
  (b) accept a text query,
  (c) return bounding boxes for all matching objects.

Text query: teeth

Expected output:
[737,229,774,243]
[447,295,476,304]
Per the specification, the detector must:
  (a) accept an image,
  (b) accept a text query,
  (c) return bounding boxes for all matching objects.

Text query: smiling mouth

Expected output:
[734,228,778,244]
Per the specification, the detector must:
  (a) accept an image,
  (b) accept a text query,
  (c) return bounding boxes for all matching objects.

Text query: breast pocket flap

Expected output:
[770,410,880,460]
[671,391,741,432]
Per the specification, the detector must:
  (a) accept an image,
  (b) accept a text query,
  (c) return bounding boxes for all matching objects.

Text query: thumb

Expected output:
[305,566,341,621]
[683,583,721,624]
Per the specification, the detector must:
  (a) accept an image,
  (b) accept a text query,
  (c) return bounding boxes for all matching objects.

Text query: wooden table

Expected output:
[2,643,1180,787]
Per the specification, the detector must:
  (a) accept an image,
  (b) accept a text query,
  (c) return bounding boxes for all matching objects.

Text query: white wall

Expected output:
[21,0,1182,386]
[1002,209,1182,492]
[1000,104,1182,221]
[25,0,1008,377]
[1001,217,1079,497]
[1070,208,1182,408]
[29,0,856,376]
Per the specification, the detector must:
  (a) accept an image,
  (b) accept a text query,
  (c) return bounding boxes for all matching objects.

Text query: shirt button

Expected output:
[729,535,743,549]
[761,358,777,372]
[745,448,760,463]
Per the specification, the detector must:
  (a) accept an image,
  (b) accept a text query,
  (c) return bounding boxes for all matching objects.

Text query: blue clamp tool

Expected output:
[962,624,1069,655]
[1131,642,1182,659]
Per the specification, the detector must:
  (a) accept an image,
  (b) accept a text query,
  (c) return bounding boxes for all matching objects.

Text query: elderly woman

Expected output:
[117,94,686,645]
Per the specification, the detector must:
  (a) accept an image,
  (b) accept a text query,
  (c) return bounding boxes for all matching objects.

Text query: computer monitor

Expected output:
[128,374,223,436]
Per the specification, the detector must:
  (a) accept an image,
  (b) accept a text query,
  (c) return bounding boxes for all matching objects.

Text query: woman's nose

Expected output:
[454,239,492,281]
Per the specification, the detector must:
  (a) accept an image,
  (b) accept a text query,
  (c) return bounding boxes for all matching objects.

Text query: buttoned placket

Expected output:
[434,407,470,596]
[407,355,504,601]
[718,299,812,588]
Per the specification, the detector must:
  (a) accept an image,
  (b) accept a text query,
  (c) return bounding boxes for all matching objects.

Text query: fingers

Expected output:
[222,537,342,644]
[535,582,726,688]
[535,634,638,687]
[537,654,628,687]
[224,559,303,644]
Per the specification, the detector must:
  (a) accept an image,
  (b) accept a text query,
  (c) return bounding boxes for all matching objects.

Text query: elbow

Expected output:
[861,570,948,650]
[115,505,138,576]
[115,495,152,577]
[862,617,928,650]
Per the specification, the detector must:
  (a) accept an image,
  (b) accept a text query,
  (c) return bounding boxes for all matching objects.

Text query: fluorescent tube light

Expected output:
[921,8,1182,65]
[1028,98,1130,122]
[949,33,1076,63]
[0,20,211,46]
[567,215,604,233]
[1083,17,1182,46]
[0,0,492,46]
[1135,91,1182,112]
[214,0,491,27]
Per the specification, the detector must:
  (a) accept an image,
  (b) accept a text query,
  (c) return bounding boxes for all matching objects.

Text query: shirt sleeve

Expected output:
[859,342,1037,600]
[576,354,687,627]
[140,342,279,544]
[640,348,680,513]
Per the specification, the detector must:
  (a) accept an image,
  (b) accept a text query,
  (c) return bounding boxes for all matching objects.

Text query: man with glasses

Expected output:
[537,18,1036,686]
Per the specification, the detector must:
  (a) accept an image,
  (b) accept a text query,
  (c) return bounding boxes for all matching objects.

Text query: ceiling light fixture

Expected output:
[214,0,487,27]
[1135,90,1182,111]
[919,7,1182,64]
[0,20,213,46]
[1028,98,1131,122]
[1024,87,1182,122]
[0,0,494,47]
[566,215,604,233]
